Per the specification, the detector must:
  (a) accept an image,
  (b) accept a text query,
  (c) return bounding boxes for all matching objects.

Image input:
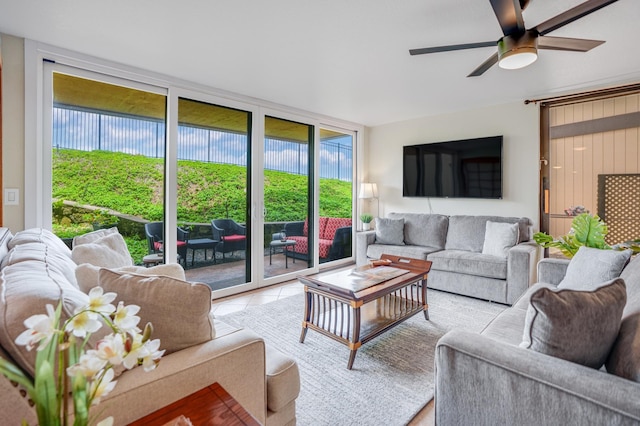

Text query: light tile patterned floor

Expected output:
[211,279,434,425]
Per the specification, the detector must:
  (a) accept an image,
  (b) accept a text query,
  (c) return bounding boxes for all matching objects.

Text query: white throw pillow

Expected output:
[71,232,133,268]
[558,246,631,290]
[98,269,215,355]
[482,221,519,258]
[72,227,119,246]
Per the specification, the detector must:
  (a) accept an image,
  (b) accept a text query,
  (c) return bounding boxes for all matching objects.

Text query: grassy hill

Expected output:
[53,149,353,225]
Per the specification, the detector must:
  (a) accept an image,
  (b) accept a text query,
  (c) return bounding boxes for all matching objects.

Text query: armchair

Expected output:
[144,222,188,266]
[211,219,247,261]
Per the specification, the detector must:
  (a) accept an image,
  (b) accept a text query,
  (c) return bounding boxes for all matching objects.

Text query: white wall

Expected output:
[366,101,541,230]
[1,34,25,232]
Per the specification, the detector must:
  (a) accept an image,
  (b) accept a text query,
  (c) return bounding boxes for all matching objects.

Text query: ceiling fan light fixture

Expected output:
[498,31,538,70]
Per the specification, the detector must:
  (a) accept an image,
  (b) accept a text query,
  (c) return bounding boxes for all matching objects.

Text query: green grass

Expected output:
[53,149,352,226]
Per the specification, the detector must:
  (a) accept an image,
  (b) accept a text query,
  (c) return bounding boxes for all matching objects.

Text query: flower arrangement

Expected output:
[0,287,164,426]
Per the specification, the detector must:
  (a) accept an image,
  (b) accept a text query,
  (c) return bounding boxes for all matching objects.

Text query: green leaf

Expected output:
[34,360,60,426]
[71,373,89,426]
[0,357,34,394]
[533,213,610,258]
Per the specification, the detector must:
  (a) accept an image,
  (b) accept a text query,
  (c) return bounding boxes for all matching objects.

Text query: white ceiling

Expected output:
[1,0,638,127]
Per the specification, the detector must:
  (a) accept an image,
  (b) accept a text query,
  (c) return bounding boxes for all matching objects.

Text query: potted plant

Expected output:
[360,213,374,231]
[533,213,609,258]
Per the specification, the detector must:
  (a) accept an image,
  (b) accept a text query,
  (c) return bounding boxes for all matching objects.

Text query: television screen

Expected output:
[403,136,503,199]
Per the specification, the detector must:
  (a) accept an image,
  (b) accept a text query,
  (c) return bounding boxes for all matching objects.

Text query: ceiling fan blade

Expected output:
[467,52,499,77]
[534,0,619,36]
[538,36,605,52]
[489,0,525,36]
[409,41,496,56]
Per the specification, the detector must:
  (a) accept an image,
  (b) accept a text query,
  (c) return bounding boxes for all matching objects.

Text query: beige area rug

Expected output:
[221,288,506,426]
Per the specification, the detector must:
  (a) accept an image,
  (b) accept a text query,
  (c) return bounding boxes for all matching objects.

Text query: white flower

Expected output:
[67,351,107,378]
[90,368,117,405]
[15,304,58,351]
[94,333,126,366]
[113,301,141,335]
[87,287,117,315]
[66,310,102,338]
[122,333,145,370]
[140,339,164,372]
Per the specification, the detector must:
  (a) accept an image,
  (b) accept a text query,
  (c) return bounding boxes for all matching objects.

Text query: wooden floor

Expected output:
[211,278,435,425]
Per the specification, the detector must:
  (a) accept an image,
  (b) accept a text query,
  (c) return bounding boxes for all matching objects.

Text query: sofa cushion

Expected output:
[8,228,72,258]
[0,228,13,265]
[2,242,79,289]
[558,246,631,290]
[75,263,186,293]
[388,213,448,249]
[620,255,640,318]
[445,216,530,253]
[318,239,333,259]
[72,226,119,246]
[71,232,133,268]
[428,250,508,280]
[606,312,640,382]
[520,278,626,369]
[375,217,405,245]
[366,243,436,261]
[0,257,105,376]
[482,221,519,258]
[98,269,215,355]
[288,236,308,256]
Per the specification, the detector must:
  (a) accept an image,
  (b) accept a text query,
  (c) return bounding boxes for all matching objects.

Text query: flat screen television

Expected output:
[403,136,503,199]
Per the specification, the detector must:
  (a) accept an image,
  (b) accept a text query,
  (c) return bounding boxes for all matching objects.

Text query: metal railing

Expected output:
[53,105,352,181]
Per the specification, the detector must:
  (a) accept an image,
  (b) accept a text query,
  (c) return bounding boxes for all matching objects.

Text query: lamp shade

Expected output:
[358,183,378,199]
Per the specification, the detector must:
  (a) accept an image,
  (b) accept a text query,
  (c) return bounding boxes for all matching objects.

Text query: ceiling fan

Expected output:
[409,0,619,77]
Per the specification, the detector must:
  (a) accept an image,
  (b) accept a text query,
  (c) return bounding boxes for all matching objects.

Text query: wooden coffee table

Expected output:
[298,254,432,369]
[128,382,260,426]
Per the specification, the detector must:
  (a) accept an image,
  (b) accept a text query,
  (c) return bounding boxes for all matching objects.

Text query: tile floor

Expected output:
[211,279,435,425]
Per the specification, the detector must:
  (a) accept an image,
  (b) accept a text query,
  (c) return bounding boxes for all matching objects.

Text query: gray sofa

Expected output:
[356,213,540,305]
[435,252,640,425]
[0,227,300,425]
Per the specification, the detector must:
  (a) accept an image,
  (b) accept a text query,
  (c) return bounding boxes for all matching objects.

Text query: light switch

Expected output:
[4,188,19,205]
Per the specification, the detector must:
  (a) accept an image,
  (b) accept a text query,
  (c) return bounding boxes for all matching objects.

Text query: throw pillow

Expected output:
[72,227,119,246]
[520,278,626,369]
[71,232,133,268]
[98,269,215,355]
[375,218,405,245]
[75,263,186,294]
[558,246,631,290]
[606,312,640,382]
[481,221,519,258]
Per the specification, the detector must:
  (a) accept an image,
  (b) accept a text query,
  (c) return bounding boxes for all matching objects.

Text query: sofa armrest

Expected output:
[355,230,376,266]
[97,324,268,425]
[537,257,570,285]
[284,221,305,237]
[505,242,541,304]
[435,330,640,426]
[329,226,352,260]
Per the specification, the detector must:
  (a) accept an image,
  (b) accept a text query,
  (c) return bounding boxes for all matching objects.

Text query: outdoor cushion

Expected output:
[322,217,351,241]
[482,221,519,258]
[520,278,626,369]
[222,235,246,242]
[558,246,631,290]
[98,269,215,355]
[375,217,405,245]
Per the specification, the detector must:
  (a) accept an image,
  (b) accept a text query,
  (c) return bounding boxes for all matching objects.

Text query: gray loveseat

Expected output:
[0,227,300,425]
[356,213,540,305]
[435,250,640,425]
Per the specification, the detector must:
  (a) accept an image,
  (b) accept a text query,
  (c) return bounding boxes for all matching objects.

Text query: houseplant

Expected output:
[360,213,373,231]
[0,287,163,426]
[533,212,609,258]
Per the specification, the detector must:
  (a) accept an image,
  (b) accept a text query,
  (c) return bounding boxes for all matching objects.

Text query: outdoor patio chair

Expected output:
[211,219,246,261]
[144,222,188,266]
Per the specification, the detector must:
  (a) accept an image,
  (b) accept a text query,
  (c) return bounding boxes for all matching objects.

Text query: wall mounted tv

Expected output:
[403,136,503,199]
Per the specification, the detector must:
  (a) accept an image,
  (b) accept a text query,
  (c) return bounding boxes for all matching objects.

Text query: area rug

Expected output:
[220,289,506,426]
